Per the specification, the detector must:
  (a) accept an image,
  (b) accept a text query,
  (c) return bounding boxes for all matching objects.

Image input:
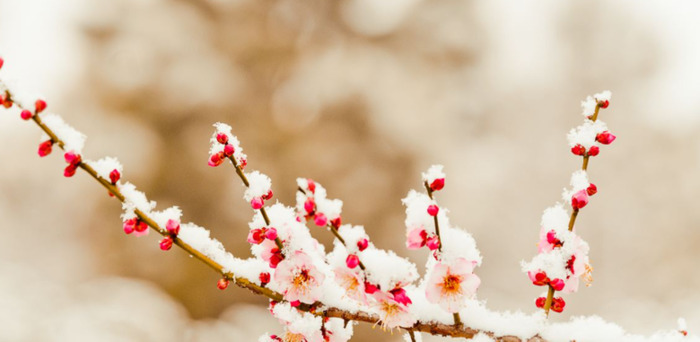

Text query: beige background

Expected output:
[1,0,700,341]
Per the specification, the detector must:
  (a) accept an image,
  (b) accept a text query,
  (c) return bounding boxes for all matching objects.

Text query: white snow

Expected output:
[421,164,445,184]
[87,157,123,183]
[244,171,272,201]
[40,113,86,153]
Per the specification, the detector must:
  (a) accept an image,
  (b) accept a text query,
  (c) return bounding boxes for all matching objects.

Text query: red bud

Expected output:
[587,146,600,156]
[38,140,53,157]
[571,144,586,156]
[427,204,439,217]
[109,169,121,184]
[34,99,47,114]
[586,183,597,196]
[159,237,173,251]
[20,110,32,120]
[217,278,229,290]
[357,238,369,252]
[216,133,229,145]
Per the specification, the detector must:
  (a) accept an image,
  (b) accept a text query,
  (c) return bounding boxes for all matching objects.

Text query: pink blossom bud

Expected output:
[216,133,229,144]
[307,179,316,193]
[247,228,265,244]
[34,99,47,114]
[269,249,284,268]
[390,288,412,306]
[314,213,327,227]
[259,272,271,286]
[364,282,379,294]
[587,146,600,156]
[599,100,610,109]
[217,278,229,290]
[426,235,440,251]
[251,197,264,209]
[239,158,247,169]
[571,144,585,156]
[357,238,369,252]
[135,220,148,233]
[223,144,234,157]
[290,300,301,307]
[64,152,81,165]
[346,254,360,269]
[586,183,597,196]
[550,278,565,291]
[208,153,223,167]
[430,178,445,191]
[571,189,589,209]
[427,204,439,216]
[159,237,173,251]
[38,140,53,157]
[546,230,561,247]
[264,227,278,240]
[596,131,616,145]
[551,297,566,313]
[109,169,121,184]
[304,198,315,214]
[330,216,342,228]
[529,271,550,286]
[20,110,32,120]
[2,99,12,108]
[123,218,137,234]
[64,164,78,177]
[0,57,4,70]
[166,219,180,236]
[262,190,273,200]
[535,297,546,308]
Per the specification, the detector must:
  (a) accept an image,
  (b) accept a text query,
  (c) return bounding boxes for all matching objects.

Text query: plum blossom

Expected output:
[425,258,481,313]
[334,267,368,304]
[274,251,325,304]
[372,291,416,329]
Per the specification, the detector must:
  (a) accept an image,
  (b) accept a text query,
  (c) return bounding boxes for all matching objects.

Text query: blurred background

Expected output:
[1,0,700,341]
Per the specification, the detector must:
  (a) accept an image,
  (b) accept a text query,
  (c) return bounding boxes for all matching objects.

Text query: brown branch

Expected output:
[5,84,548,341]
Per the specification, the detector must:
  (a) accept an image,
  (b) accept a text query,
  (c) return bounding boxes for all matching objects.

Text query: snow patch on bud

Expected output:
[421,164,446,190]
[562,171,590,206]
[567,120,608,150]
[361,248,418,291]
[580,90,612,117]
[210,122,246,167]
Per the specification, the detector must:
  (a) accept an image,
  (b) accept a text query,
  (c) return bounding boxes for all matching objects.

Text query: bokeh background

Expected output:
[2,0,700,341]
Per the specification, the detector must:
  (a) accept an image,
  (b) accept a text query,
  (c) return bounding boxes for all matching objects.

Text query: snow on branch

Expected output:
[0,57,696,342]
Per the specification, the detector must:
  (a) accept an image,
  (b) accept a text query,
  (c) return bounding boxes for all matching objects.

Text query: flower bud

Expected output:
[20,110,32,120]
[109,169,121,184]
[357,238,369,252]
[535,297,546,308]
[38,140,53,157]
[364,282,379,294]
[430,178,445,191]
[571,189,589,209]
[330,216,342,228]
[427,204,439,217]
[265,227,278,240]
[346,254,360,269]
[290,300,301,307]
[307,179,316,193]
[530,271,550,286]
[259,272,271,286]
[159,237,173,251]
[0,57,4,70]
[247,228,265,244]
[599,100,610,109]
[217,278,229,290]
[34,99,47,114]
[208,152,224,167]
[571,144,585,156]
[216,133,229,145]
[223,144,234,157]
[586,183,597,196]
[64,164,78,177]
[390,288,412,306]
[166,219,180,236]
[550,278,565,291]
[304,198,315,214]
[251,197,264,210]
[595,131,616,145]
[123,218,137,234]
[587,146,600,156]
[135,220,148,233]
[262,190,273,200]
[64,152,81,166]
[551,297,566,313]
[546,230,561,247]
[314,213,328,227]
[269,249,284,268]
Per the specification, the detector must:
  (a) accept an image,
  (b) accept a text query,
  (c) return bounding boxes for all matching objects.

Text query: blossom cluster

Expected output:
[522,91,615,313]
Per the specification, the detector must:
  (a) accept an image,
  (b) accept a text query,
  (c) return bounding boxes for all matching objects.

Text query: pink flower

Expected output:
[251,197,264,209]
[247,228,265,244]
[274,251,324,304]
[406,228,427,249]
[571,189,589,209]
[346,254,360,269]
[538,228,562,253]
[426,258,481,313]
[314,213,327,227]
[562,235,592,293]
[20,110,32,120]
[357,238,369,251]
[334,267,367,304]
[430,178,445,191]
[372,291,416,329]
[109,169,121,184]
[35,99,47,113]
[38,140,53,157]
[427,204,439,217]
